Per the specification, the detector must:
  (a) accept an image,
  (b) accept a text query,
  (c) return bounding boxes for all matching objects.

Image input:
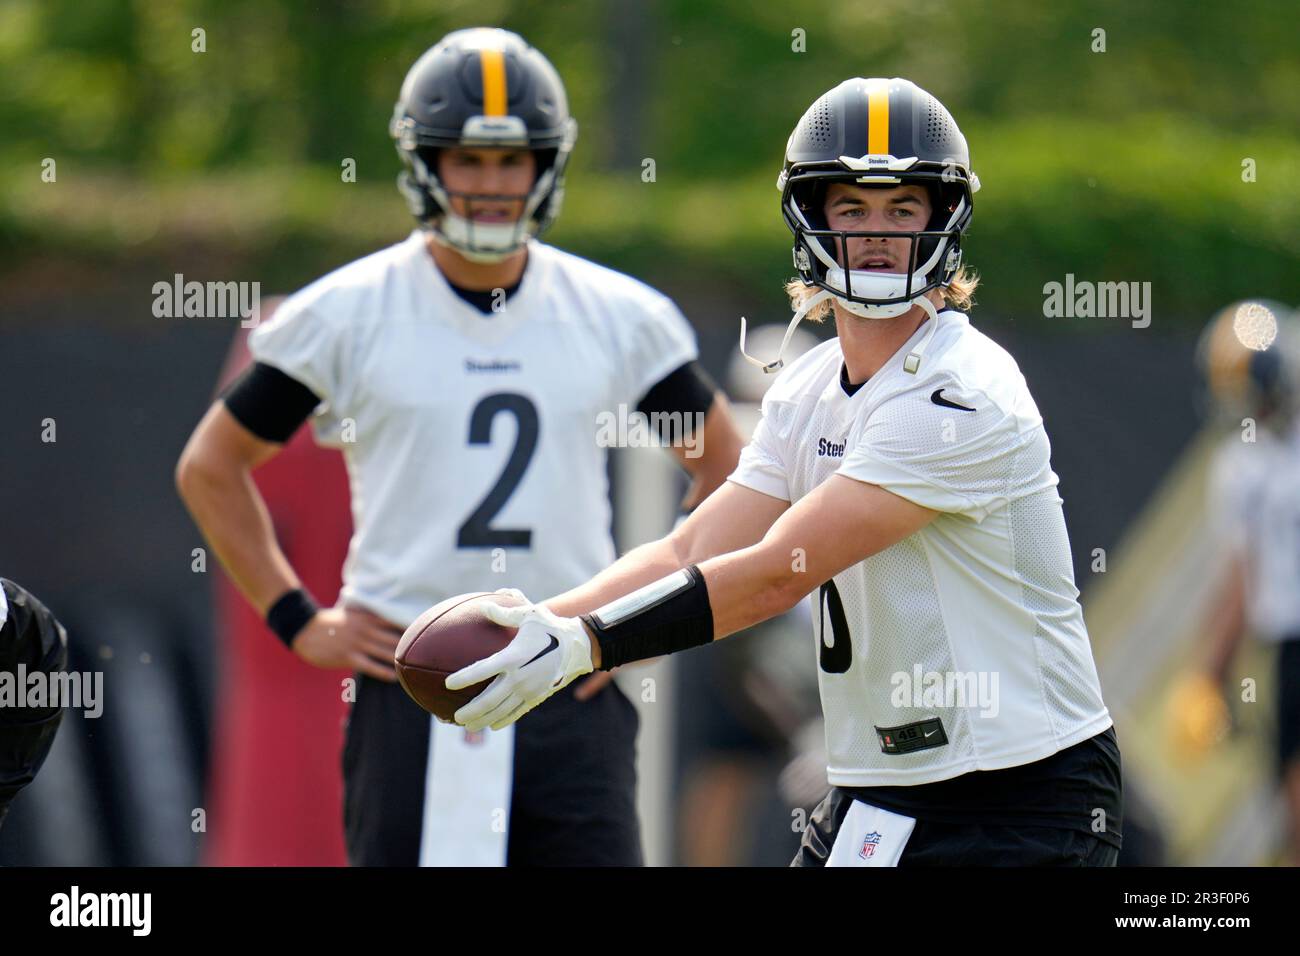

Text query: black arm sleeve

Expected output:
[219,361,322,444]
[635,360,718,424]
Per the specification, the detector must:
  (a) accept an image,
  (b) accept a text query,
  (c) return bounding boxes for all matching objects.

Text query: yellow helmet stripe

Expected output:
[866,80,890,155]
[479,47,507,117]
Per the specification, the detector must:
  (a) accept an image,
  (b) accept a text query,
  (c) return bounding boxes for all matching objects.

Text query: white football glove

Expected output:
[445,602,594,732]
[425,588,530,726]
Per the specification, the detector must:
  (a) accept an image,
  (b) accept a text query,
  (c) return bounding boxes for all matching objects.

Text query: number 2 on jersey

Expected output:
[457,393,539,549]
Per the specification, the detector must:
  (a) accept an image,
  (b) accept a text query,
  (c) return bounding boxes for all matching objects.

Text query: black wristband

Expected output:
[581,565,714,670]
[266,588,319,648]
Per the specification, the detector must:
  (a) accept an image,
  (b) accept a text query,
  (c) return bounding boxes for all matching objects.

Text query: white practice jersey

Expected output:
[729,310,1112,787]
[1208,423,1300,642]
[249,230,697,627]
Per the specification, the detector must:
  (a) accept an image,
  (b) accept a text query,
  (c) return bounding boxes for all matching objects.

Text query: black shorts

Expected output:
[1276,637,1300,776]
[792,787,1119,866]
[342,674,642,866]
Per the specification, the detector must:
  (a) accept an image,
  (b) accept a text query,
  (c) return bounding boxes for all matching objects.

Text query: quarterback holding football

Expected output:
[449,77,1124,867]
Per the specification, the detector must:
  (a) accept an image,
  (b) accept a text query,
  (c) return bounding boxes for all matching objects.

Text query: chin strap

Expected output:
[901,296,942,374]
[739,289,835,373]
[740,291,943,375]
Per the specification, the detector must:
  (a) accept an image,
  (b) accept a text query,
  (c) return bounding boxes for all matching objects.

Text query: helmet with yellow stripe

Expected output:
[739,78,979,374]
[780,77,978,320]
[390,28,578,261]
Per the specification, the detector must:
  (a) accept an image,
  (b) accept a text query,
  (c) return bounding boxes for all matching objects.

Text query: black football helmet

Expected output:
[390,28,578,261]
[781,77,978,317]
[741,78,979,374]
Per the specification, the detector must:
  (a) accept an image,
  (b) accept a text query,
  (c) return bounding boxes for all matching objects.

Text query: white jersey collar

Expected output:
[407,231,551,346]
[833,308,966,403]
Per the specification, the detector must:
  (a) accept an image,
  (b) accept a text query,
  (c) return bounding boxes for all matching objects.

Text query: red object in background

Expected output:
[201,312,353,866]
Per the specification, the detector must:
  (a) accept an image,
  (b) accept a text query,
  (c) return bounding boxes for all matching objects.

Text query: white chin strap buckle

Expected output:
[901,296,941,374]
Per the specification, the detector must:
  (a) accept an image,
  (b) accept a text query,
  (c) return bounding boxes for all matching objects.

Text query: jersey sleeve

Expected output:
[726,401,792,502]
[636,361,717,420]
[837,384,1033,521]
[617,298,700,408]
[247,296,352,425]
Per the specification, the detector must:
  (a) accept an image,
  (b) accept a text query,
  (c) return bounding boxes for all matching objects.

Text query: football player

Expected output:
[449,78,1123,866]
[1173,300,1300,863]
[176,28,744,866]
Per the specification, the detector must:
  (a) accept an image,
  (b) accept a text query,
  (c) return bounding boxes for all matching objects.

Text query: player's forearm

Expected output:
[545,535,685,619]
[576,541,800,672]
[696,541,805,640]
[175,458,301,614]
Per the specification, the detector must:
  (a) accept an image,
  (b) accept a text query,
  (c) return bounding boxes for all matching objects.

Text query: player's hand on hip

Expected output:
[291,605,402,682]
[446,603,594,732]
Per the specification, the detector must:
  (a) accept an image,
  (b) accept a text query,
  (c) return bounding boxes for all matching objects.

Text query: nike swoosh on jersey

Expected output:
[522,633,560,667]
[930,388,976,411]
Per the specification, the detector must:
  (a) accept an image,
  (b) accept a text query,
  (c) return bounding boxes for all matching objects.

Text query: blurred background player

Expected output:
[176,28,743,866]
[1169,300,1300,865]
[0,579,68,834]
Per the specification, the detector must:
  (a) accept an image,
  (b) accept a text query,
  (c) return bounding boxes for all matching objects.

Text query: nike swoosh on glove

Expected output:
[445,603,594,732]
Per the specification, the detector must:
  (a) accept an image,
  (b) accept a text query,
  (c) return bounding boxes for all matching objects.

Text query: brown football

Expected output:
[395,591,525,722]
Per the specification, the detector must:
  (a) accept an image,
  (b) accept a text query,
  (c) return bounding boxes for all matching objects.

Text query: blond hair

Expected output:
[784,265,979,322]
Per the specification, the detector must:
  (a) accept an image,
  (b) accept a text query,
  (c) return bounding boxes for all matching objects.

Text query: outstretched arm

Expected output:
[692,474,937,642]
[450,475,937,728]
[546,478,788,620]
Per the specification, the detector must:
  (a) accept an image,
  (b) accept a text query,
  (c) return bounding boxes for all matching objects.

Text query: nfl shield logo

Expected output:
[858,831,882,860]
[463,729,486,746]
